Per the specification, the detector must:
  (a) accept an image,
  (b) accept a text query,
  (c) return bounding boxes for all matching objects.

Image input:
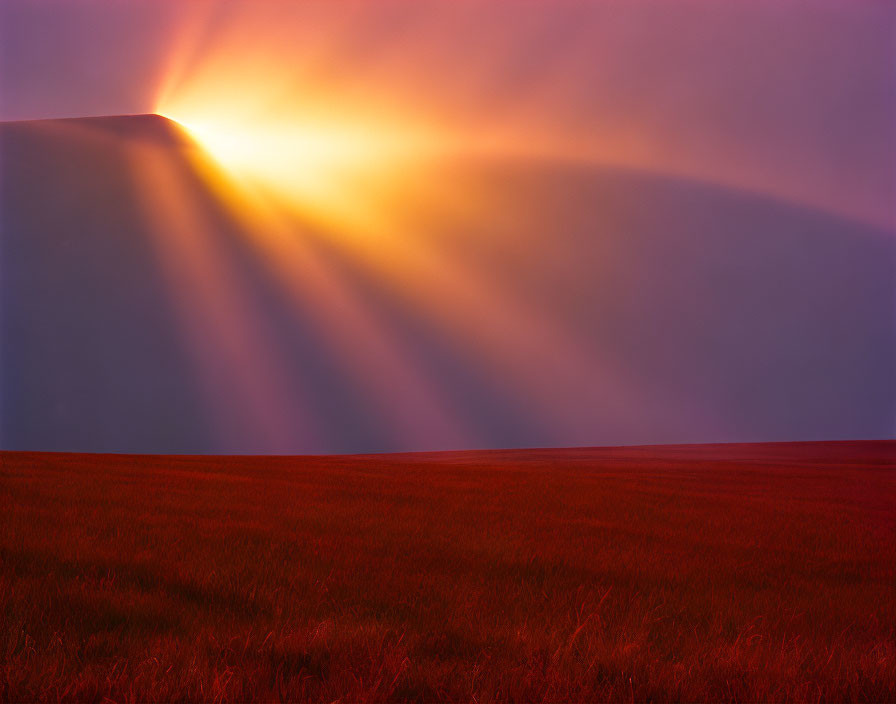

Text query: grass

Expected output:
[1,441,894,702]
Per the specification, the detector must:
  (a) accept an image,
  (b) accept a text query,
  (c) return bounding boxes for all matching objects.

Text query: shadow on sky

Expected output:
[1,115,893,452]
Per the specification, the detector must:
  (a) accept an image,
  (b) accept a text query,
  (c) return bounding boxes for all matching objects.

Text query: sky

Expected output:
[3,0,894,229]
[1,1,894,452]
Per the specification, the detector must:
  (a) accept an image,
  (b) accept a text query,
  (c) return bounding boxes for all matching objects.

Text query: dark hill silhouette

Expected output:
[1,114,893,452]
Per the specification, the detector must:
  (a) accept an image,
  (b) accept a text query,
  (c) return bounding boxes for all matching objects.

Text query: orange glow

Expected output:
[147,4,714,444]
[144,0,893,231]
[156,108,446,218]
[134,1,881,451]
[153,3,459,232]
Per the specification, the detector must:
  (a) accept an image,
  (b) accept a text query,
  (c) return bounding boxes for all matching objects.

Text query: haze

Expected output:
[1,0,894,453]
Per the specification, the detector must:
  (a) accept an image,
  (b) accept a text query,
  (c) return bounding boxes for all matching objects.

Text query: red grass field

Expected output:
[2,442,894,702]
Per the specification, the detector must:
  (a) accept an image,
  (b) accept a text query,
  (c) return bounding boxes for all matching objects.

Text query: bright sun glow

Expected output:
[150,2,509,232]
[155,107,449,221]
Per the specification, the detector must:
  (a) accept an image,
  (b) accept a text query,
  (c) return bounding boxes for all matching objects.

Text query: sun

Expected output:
[161,113,388,183]
[155,103,448,219]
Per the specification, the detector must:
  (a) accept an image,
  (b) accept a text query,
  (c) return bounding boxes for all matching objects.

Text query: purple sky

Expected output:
[2,1,894,228]
[1,1,894,452]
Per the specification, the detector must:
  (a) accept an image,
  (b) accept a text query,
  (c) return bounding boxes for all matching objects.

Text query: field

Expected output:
[2,442,894,702]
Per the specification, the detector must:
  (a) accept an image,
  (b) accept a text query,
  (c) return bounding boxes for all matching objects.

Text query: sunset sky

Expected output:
[4,1,894,228]
[1,0,894,452]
